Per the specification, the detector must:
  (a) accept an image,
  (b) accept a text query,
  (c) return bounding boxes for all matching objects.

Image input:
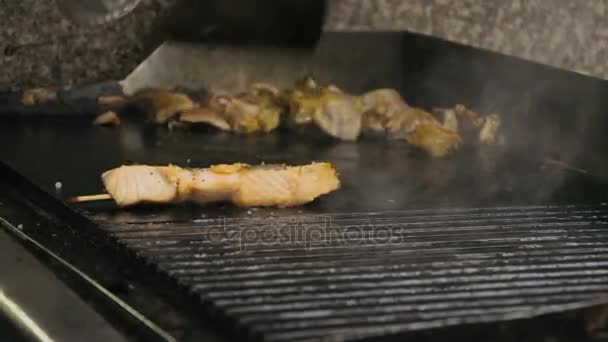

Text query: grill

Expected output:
[88,204,608,341]
[2,31,608,341]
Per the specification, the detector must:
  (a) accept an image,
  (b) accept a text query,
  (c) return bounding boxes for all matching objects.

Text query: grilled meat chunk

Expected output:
[87,79,503,158]
[101,162,341,207]
[434,105,502,146]
[178,107,231,131]
[181,84,283,133]
[406,124,462,157]
[287,77,363,140]
[134,89,198,124]
[93,111,121,126]
[478,114,501,145]
[360,89,408,133]
[97,88,198,124]
[21,87,58,106]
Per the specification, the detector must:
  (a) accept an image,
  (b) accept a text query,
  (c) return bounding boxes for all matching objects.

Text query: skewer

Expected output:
[68,194,113,203]
[542,157,589,175]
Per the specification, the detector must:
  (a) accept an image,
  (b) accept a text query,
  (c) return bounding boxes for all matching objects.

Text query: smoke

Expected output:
[399,31,608,204]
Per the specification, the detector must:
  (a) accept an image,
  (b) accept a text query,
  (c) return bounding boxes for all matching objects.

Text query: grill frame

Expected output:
[2,31,608,342]
[2,125,608,342]
[0,161,232,342]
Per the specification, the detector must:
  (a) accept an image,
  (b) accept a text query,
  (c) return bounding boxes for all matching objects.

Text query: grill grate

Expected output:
[90,204,608,341]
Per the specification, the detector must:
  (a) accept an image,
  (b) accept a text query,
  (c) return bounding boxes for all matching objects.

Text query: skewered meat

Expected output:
[360,89,408,133]
[453,104,484,126]
[386,107,443,139]
[358,88,461,157]
[440,108,459,132]
[98,84,284,133]
[134,88,198,124]
[286,79,321,125]
[101,162,340,207]
[406,124,462,157]
[363,105,461,157]
[96,88,199,123]
[87,78,502,158]
[93,111,121,126]
[22,88,58,106]
[178,107,231,131]
[179,84,283,133]
[249,83,282,98]
[478,114,501,145]
[222,93,282,133]
[287,78,362,140]
[286,79,465,155]
[312,92,362,140]
[336,86,463,156]
[434,105,502,146]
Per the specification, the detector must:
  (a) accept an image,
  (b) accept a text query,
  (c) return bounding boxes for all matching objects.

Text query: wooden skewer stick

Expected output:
[68,194,113,203]
[542,157,589,175]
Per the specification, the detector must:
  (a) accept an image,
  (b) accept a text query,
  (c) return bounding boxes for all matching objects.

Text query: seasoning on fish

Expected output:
[71,162,341,208]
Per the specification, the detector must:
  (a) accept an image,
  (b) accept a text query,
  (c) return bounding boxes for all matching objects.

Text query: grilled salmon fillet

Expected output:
[101,162,340,207]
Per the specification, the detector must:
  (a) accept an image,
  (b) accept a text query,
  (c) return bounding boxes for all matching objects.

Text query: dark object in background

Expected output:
[55,0,327,49]
[151,0,327,48]
[0,316,29,342]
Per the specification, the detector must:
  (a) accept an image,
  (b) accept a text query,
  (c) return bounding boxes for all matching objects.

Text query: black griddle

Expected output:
[2,32,608,341]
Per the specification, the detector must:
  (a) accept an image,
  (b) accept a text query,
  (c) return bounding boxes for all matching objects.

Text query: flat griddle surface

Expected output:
[0,117,604,221]
[2,116,608,341]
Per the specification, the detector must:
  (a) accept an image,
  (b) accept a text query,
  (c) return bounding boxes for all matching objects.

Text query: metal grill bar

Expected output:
[89,204,608,341]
